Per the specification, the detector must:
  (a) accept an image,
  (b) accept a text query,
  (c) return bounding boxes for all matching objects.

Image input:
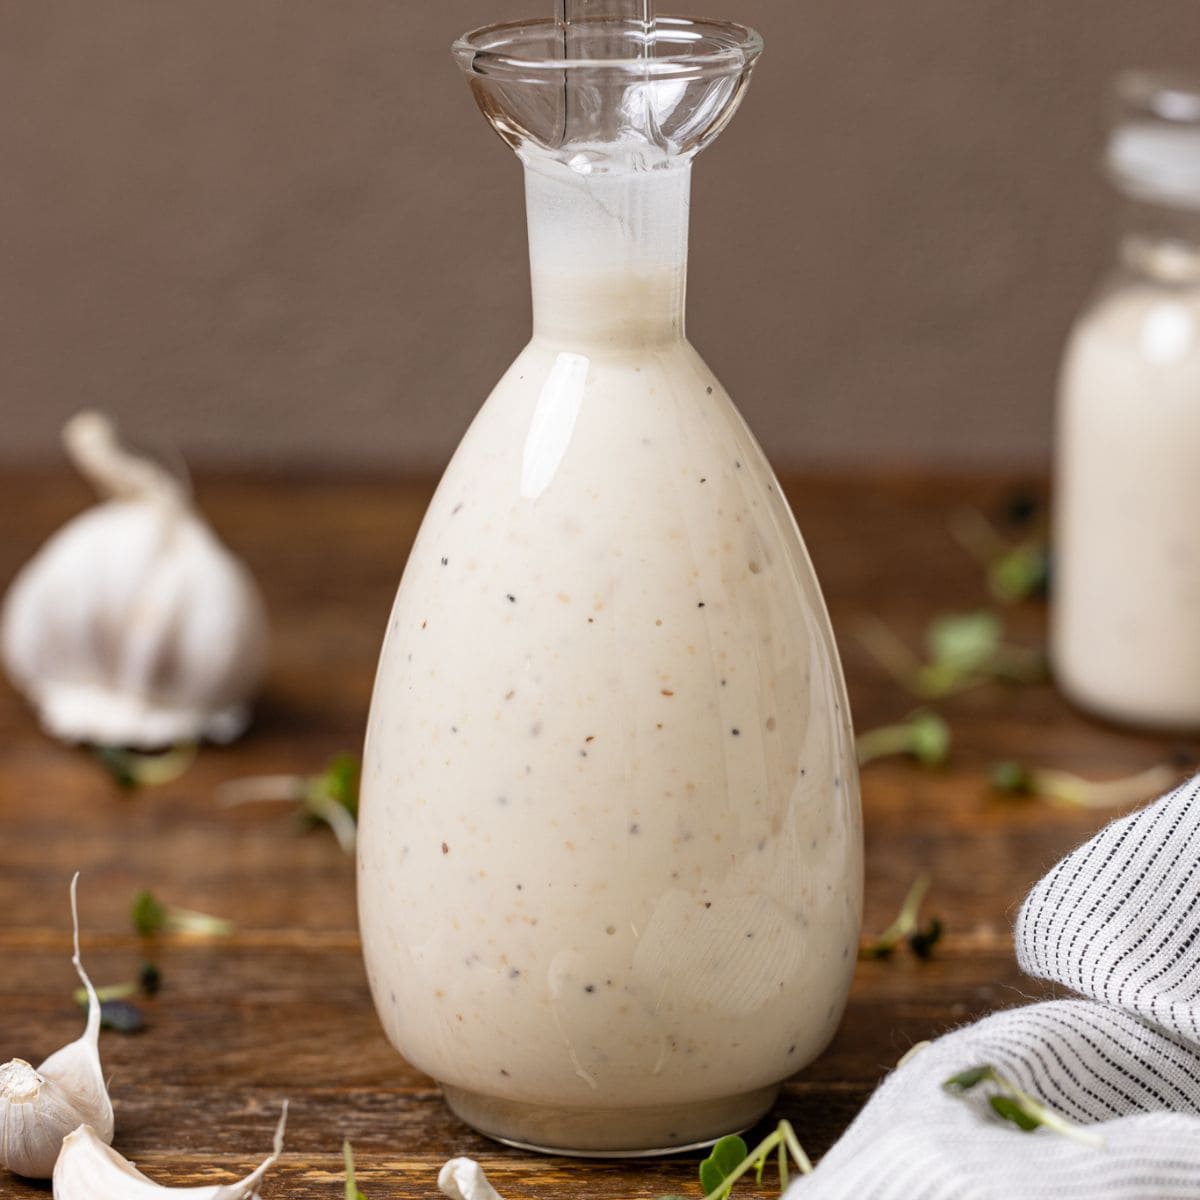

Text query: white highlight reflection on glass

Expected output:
[521,351,589,500]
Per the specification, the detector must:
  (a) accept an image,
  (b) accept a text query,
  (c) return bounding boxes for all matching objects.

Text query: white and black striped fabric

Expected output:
[789,773,1200,1199]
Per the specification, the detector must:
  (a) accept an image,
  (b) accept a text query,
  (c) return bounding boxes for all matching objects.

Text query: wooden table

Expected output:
[2,471,1193,1196]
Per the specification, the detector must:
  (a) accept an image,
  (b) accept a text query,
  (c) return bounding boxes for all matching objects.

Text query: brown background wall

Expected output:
[2,2,1197,473]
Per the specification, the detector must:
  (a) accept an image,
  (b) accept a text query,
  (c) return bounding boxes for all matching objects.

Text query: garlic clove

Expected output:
[52,1103,288,1200]
[1,874,113,1179]
[438,1157,506,1200]
[1,411,268,749]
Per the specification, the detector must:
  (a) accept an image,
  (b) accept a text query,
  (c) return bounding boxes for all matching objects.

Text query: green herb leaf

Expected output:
[989,542,1050,604]
[908,916,943,959]
[131,889,167,936]
[699,1135,748,1198]
[319,753,360,819]
[990,1094,1040,1132]
[139,960,162,996]
[925,611,1001,675]
[943,1064,995,1091]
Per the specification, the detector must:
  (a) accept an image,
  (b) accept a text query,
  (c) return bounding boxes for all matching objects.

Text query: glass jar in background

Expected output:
[1052,71,1200,730]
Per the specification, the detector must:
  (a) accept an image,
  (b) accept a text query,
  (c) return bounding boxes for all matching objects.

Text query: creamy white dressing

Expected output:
[1053,277,1200,728]
[358,162,861,1153]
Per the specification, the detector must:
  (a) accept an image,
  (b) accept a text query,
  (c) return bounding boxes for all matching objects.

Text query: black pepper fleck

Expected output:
[697,601,706,608]
[584,984,596,994]
[441,557,449,566]
[441,842,449,855]
[500,1068,511,1076]
[629,823,640,835]
[731,728,741,736]
[509,968,521,978]
[704,901,712,908]
[506,593,517,604]
[706,386,713,395]
[787,1044,796,1055]
[452,503,463,515]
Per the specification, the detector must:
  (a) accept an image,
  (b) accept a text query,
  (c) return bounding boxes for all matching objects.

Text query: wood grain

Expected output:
[1,470,1192,1196]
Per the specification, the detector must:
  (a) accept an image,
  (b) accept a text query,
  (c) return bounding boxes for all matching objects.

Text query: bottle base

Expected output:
[440,1081,780,1157]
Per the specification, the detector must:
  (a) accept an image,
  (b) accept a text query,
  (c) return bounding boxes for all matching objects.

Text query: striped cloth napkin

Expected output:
[789,771,1200,1199]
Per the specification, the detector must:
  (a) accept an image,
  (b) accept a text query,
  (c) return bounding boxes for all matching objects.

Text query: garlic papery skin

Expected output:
[52,1103,287,1200]
[1,875,113,1179]
[438,1157,505,1200]
[1,411,268,749]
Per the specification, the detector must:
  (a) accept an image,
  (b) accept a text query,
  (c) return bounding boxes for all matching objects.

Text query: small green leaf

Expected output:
[943,1065,995,1091]
[925,611,1001,674]
[990,1094,1040,1132]
[131,889,167,936]
[699,1134,749,1198]
[990,761,1034,794]
[321,754,361,818]
[139,961,162,996]
[908,711,951,765]
[908,917,943,959]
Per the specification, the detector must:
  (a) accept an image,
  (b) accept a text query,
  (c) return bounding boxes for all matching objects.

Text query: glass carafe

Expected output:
[1052,71,1200,729]
[358,6,862,1155]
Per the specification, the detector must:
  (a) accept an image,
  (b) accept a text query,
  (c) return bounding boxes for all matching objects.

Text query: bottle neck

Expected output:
[524,161,691,350]
[1116,192,1200,285]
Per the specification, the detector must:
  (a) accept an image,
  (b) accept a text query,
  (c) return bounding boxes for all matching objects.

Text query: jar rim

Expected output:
[452,15,763,85]
[1107,70,1200,210]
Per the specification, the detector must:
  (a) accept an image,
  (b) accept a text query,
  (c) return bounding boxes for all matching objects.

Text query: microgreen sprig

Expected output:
[659,1120,813,1200]
[344,1140,368,1200]
[94,743,197,791]
[217,753,361,855]
[944,1064,1103,1147]
[989,761,1180,809]
[857,611,1044,700]
[131,889,234,938]
[948,508,1050,604]
[856,710,950,767]
[860,873,942,960]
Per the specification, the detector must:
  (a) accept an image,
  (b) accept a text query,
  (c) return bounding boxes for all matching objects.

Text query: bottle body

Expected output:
[358,156,861,1154]
[359,332,861,1151]
[1051,68,1200,730]
[1052,248,1200,729]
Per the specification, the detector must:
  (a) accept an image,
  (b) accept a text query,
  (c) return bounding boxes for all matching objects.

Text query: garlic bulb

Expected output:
[1,411,268,748]
[1,874,113,1179]
[53,1103,287,1199]
[438,1157,505,1200]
